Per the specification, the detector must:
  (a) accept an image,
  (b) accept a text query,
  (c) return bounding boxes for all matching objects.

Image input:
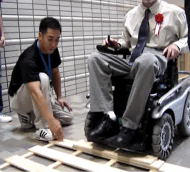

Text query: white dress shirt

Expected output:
[118,0,188,53]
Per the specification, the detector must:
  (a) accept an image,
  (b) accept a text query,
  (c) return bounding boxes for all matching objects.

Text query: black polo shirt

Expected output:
[8,40,61,97]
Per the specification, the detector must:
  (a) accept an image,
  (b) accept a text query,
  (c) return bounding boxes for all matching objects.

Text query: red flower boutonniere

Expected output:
[154,13,164,36]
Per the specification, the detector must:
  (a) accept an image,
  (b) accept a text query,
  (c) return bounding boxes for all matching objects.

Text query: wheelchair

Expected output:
[84,44,190,160]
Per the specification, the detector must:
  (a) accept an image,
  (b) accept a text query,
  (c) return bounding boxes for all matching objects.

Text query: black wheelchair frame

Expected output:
[85,44,190,160]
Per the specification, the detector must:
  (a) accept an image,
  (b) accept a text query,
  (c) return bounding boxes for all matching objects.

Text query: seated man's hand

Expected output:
[103,37,121,49]
[58,97,72,111]
[163,44,180,60]
[49,118,63,141]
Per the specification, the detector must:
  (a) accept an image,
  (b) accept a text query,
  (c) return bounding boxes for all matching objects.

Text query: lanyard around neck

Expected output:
[37,40,52,80]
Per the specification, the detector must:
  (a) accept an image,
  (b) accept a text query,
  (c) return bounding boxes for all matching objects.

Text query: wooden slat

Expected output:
[178,74,189,81]
[0,143,53,171]
[47,150,82,169]
[0,163,9,170]
[50,139,74,148]
[2,139,190,172]
[149,169,158,172]
[6,155,59,172]
[55,140,158,170]
[185,53,190,72]
[160,162,190,172]
[72,150,82,156]
[48,161,62,169]
[149,159,165,170]
[29,145,127,172]
[0,152,34,170]
[105,159,117,166]
[178,58,181,70]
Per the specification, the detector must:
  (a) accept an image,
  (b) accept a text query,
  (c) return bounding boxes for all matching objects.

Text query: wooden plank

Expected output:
[72,150,82,156]
[0,143,50,171]
[149,159,164,170]
[29,145,127,172]
[22,152,33,158]
[48,161,62,169]
[0,140,72,171]
[50,139,74,149]
[48,149,82,169]
[105,159,117,166]
[55,140,158,170]
[159,162,190,172]
[6,155,59,172]
[0,163,9,170]
[185,53,190,72]
[178,58,181,70]
[0,152,34,170]
[178,74,189,81]
[149,169,158,172]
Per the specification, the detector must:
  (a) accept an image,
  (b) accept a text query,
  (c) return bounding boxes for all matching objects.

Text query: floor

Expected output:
[0,92,190,171]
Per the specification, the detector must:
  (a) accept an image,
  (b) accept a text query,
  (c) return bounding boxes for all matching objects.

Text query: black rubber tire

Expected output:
[178,93,190,137]
[152,113,174,160]
[84,111,105,140]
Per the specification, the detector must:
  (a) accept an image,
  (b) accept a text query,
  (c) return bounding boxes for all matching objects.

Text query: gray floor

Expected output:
[0,92,190,171]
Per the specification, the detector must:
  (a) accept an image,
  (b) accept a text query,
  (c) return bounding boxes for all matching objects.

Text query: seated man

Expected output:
[88,0,188,148]
[8,17,73,141]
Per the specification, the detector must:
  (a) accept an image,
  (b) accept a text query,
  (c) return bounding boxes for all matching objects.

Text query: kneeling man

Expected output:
[8,17,73,141]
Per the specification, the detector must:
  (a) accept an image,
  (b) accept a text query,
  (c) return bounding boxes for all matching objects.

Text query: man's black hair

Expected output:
[39,17,62,34]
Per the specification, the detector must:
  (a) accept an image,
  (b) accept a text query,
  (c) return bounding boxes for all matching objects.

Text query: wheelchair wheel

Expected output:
[152,113,174,160]
[84,111,105,140]
[178,93,190,137]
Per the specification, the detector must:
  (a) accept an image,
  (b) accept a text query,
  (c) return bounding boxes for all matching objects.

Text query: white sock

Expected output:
[107,111,116,121]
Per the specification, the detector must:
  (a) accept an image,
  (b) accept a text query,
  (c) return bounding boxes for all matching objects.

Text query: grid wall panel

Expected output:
[1,0,137,113]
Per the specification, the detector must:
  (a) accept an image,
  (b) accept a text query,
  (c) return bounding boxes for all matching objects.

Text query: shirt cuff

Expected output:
[118,39,128,48]
[173,42,182,53]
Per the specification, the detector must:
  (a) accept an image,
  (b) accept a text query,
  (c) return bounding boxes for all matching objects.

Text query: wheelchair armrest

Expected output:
[96,45,131,59]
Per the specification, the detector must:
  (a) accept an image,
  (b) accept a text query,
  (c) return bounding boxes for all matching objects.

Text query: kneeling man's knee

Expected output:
[39,73,50,90]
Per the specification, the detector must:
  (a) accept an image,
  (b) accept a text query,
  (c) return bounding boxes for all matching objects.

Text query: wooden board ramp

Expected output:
[178,74,189,81]
[0,139,190,172]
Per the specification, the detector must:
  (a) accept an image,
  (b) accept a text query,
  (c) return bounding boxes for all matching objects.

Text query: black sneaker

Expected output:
[88,115,119,142]
[105,126,136,149]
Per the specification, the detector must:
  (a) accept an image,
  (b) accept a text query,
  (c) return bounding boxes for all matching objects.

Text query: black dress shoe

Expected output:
[88,115,119,141]
[105,127,136,149]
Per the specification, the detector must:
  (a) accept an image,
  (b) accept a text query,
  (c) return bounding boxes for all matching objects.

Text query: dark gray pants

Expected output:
[88,47,167,130]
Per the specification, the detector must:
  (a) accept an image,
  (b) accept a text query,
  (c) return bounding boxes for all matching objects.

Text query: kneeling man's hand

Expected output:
[163,44,180,60]
[58,97,72,111]
[49,118,63,141]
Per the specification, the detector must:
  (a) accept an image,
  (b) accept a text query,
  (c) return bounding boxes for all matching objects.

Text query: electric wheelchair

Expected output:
[84,44,190,160]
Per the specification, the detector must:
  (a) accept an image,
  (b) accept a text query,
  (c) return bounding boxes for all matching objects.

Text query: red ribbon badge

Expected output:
[154,13,164,36]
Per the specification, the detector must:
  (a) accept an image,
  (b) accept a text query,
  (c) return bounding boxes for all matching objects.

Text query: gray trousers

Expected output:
[88,47,167,130]
[10,73,73,129]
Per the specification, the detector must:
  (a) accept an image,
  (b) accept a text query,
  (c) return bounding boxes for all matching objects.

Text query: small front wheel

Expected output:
[152,113,174,160]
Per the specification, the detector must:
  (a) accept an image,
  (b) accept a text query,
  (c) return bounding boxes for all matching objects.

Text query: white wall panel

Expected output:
[1,0,138,113]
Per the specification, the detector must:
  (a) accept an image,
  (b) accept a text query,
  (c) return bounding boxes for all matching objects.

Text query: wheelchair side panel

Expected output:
[152,85,190,125]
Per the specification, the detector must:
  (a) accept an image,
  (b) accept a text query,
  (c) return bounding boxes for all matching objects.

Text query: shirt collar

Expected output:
[140,0,161,15]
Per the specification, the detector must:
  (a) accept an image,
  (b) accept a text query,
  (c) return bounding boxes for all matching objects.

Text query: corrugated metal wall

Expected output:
[1,0,140,113]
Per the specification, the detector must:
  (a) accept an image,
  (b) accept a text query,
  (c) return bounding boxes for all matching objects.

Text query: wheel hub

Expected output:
[161,122,171,151]
[186,102,190,127]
